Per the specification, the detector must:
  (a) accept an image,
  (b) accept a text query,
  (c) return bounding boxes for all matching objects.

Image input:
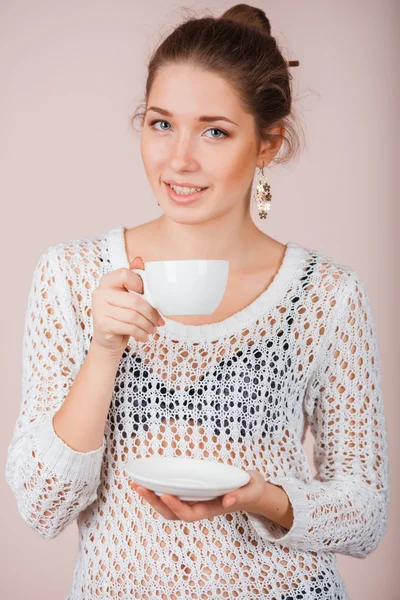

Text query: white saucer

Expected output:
[124,456,250,501]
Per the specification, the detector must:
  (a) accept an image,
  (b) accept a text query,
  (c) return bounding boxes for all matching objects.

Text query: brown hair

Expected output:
[131,4,304,167]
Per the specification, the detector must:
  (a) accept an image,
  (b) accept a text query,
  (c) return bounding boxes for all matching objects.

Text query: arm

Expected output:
[247,271,390,558]
[5,248,114,539]
[256,481,294,530]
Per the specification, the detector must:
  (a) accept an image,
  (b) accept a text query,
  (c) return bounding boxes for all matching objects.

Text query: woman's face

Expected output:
[140,63,269,223]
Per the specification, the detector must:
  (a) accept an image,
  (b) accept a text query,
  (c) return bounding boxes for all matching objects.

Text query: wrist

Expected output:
[256,481,294,530]
[89,341,123,364]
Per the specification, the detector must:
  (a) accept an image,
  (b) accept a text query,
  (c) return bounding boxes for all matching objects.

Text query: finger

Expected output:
[160,495,195,521]
[102,266,144,293]
[106,266,151,313]
[161,494,224,522]
[224,496,237,508]
[102,316,149,343]
[222,470,264,508]
[104,305,158,336]
[106,288,164,328]
[129,256,145,270]
[128,481,180,520]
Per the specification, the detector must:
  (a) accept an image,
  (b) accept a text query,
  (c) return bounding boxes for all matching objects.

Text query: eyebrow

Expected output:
[146,106,239,126]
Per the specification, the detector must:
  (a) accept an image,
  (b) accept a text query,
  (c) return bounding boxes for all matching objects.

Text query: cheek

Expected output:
[217,143,254,184]
[220,162,251,192]
[141,137,165,173]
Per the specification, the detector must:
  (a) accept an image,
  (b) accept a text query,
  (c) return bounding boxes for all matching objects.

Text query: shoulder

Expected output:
[30,225,120,308]
[289,241,374,336]
[294,241,367,300]
[34,226,120,279]
[30,226,122,346]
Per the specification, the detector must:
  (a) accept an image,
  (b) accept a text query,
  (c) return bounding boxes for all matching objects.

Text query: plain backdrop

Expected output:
[2,1,399,599]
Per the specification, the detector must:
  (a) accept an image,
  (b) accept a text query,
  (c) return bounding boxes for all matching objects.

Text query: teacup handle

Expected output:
[130,268,158,310]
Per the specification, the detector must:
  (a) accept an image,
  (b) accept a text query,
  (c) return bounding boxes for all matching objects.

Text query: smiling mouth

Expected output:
[163,181,209,204]
[165,182,208,191]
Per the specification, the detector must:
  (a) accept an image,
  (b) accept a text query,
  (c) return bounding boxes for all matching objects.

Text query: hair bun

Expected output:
[219,3,271,36]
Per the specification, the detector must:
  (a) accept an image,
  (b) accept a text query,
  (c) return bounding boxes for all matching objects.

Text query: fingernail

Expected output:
[225,498,236,507]
[158,317,165,326]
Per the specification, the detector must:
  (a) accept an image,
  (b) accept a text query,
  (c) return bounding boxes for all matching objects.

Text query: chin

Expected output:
[163,211,207,224]
[162,204,214,224]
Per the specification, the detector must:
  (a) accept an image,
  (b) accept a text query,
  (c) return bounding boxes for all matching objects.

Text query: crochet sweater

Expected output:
[6,225,390,600]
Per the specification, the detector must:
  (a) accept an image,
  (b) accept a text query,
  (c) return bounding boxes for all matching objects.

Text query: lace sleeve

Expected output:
[5,247,106,539]
[247,271,390,558]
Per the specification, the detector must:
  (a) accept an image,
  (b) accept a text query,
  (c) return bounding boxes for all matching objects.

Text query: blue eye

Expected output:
[148,119,228,139]
[205,128,227,140]
[150,120,170,131]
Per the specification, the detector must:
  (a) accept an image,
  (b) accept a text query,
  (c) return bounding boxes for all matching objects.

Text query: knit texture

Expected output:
[6,225,390,600]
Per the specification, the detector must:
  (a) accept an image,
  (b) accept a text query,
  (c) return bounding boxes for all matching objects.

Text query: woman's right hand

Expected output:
[91,256,165,357]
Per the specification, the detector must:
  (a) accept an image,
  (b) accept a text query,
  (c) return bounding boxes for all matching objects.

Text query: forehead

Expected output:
[148,63,244,119]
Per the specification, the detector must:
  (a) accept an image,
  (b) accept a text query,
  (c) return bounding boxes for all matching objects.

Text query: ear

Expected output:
[256,124,285,168]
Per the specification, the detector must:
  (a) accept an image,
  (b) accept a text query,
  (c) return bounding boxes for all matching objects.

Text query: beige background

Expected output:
[2,1,399,598]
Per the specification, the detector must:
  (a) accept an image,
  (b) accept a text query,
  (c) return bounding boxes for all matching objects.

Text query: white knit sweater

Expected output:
[6,225,390,600]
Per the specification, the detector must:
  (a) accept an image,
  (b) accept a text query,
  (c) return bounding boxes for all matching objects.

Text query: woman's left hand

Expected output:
[127,469,267,522]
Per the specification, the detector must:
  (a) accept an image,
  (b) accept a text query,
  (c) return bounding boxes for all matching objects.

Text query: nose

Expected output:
[169,134,198,171]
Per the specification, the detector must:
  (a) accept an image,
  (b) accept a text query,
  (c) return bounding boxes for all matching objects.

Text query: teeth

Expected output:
[169,184,203,194]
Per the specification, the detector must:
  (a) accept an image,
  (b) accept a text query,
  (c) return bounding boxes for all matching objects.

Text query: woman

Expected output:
[6,4,390,599]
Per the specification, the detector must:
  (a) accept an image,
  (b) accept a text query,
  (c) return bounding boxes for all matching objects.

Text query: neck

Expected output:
[152,211,264,273]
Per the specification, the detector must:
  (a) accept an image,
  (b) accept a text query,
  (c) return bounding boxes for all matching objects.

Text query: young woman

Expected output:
[6,4,389,599]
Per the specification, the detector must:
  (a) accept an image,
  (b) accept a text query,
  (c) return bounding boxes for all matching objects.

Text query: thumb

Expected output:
[129,256,145,270]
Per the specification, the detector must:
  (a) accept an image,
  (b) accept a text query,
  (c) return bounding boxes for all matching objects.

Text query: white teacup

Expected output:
[129,260,229,316]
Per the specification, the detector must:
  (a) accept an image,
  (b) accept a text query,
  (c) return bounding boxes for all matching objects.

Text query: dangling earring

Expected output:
[255,163,272,219]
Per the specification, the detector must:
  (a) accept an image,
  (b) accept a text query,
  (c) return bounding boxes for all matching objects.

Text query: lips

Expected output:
[164,181,209,205]
[164,180,208,189]
[166,183,207,192]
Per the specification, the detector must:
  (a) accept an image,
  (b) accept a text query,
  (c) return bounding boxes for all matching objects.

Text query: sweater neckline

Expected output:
[106,225,308,343]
